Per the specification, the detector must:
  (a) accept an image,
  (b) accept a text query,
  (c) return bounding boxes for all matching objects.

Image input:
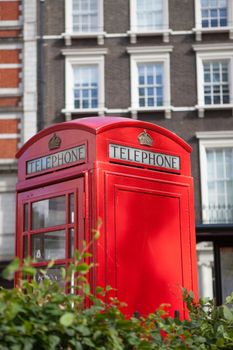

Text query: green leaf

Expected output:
[22,266,36,276]
[93,229,100,240]
[216,337,225,347]
[76,263,89,274]
[106,285,112,291]
[223,305,233,321]
[83,283,90,295]
[60,312,75,327]
[77,325,91,336]
[93,330,102,340]
[1,258,19,280]
[48,335,60,349]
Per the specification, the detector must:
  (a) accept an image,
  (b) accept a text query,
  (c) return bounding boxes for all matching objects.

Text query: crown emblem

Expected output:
[138,130,153,147]
[48,133,61,150]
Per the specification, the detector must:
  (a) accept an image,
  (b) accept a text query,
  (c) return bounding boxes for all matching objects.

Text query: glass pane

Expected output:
[35,266,65,289]
[23,235,28,258]
[196,241,215,299]
[24,204,28,232]
[32,230,66,261]
[69,194,74,223]
[32,196,66,229]
[226,149,233,178]
[216,150,224,178]
[69,228,74,258]
[220,247,233,301]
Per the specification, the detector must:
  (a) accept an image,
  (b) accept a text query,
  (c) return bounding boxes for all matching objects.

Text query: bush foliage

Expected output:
[0,242,233,349]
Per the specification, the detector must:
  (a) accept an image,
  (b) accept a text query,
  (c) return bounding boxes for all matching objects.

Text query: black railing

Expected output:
[202,204,233,224]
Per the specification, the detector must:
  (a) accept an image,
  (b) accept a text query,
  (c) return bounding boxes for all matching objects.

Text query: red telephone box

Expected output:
[16,116,198,317]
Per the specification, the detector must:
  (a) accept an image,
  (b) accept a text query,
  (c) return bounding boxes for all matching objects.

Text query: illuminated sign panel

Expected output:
[109,144,180,171]
[26,145,86,175]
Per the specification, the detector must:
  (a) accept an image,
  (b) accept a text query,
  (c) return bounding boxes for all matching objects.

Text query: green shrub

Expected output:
[0,243,233,349]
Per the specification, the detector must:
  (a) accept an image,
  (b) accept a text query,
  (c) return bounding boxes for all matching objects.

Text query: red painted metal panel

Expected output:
[96,166,197,317]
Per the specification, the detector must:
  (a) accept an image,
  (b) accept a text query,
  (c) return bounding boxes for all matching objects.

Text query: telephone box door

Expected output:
[103,172,196,317]
[16,177,84,283]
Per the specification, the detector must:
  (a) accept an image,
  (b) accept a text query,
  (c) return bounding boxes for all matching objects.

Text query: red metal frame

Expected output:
[16,178,84,289]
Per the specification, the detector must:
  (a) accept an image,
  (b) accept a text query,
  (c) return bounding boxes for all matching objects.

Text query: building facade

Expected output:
[0,0,37,287]
[0,0,233,303]
[38,0,233,304]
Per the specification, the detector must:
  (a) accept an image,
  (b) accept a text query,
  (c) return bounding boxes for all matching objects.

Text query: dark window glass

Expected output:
[220,247,233,301]
[32,196,66,229]
[35,266,65,289]
[23,235,28,258]
[69,193,74,224]
[24,204,28,232]
[31,230,66,261]
[69,229,74,258]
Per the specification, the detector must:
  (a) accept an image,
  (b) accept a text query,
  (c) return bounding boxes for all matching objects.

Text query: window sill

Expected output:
[0,20,22,30]
[129,106,172,119]
[196,104,233,118]
[0,159,17,171]
[127,29,171,44]
[193,27,233,41]
[61,108,106,120]
[62,32,106,45]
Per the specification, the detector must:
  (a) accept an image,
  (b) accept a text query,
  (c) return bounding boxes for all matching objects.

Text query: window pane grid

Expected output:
[203,61,230,105]
[73,0,98,32]
[201,0,228,28]
[73,65,98,109]
[204,148,233,224]
[137,63,163,107]
[136,0,163,31]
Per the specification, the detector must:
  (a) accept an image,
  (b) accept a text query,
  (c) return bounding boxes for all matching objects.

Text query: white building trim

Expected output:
[196,131,233,139]
[0,44,22,50]
[127,46,173,54]
[193,43,233,52]
[0,64,22,68]
[0,20,22,28]
[0,0,20,2]
[0,134,20,139]
[22,0,37,143]
[62,48,108,56]
[0,113,21,120]
[0,88,22,96]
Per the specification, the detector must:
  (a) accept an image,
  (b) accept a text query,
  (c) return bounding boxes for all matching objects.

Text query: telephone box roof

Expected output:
[16,116,191,158]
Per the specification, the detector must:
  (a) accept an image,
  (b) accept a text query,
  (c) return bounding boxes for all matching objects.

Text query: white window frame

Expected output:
[193,43,233,117]
[193,0,233,40]
[63,0,105,45]
[196,131,233,224]
[128,0,170,44]
[127,46,172,119]
[61,48,107,119]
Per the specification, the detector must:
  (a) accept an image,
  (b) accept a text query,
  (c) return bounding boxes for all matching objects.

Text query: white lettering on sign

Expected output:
[109,144,180,171]
[26,144,86,175]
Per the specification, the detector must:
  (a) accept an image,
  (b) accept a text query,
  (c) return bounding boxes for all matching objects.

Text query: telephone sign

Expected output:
[26,144,86,175]
[109,143,180,171]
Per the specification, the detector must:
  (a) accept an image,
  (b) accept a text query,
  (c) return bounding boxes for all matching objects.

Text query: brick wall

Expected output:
[0,1,22,266]
[0,1,20,21]
[0,1,22,160]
